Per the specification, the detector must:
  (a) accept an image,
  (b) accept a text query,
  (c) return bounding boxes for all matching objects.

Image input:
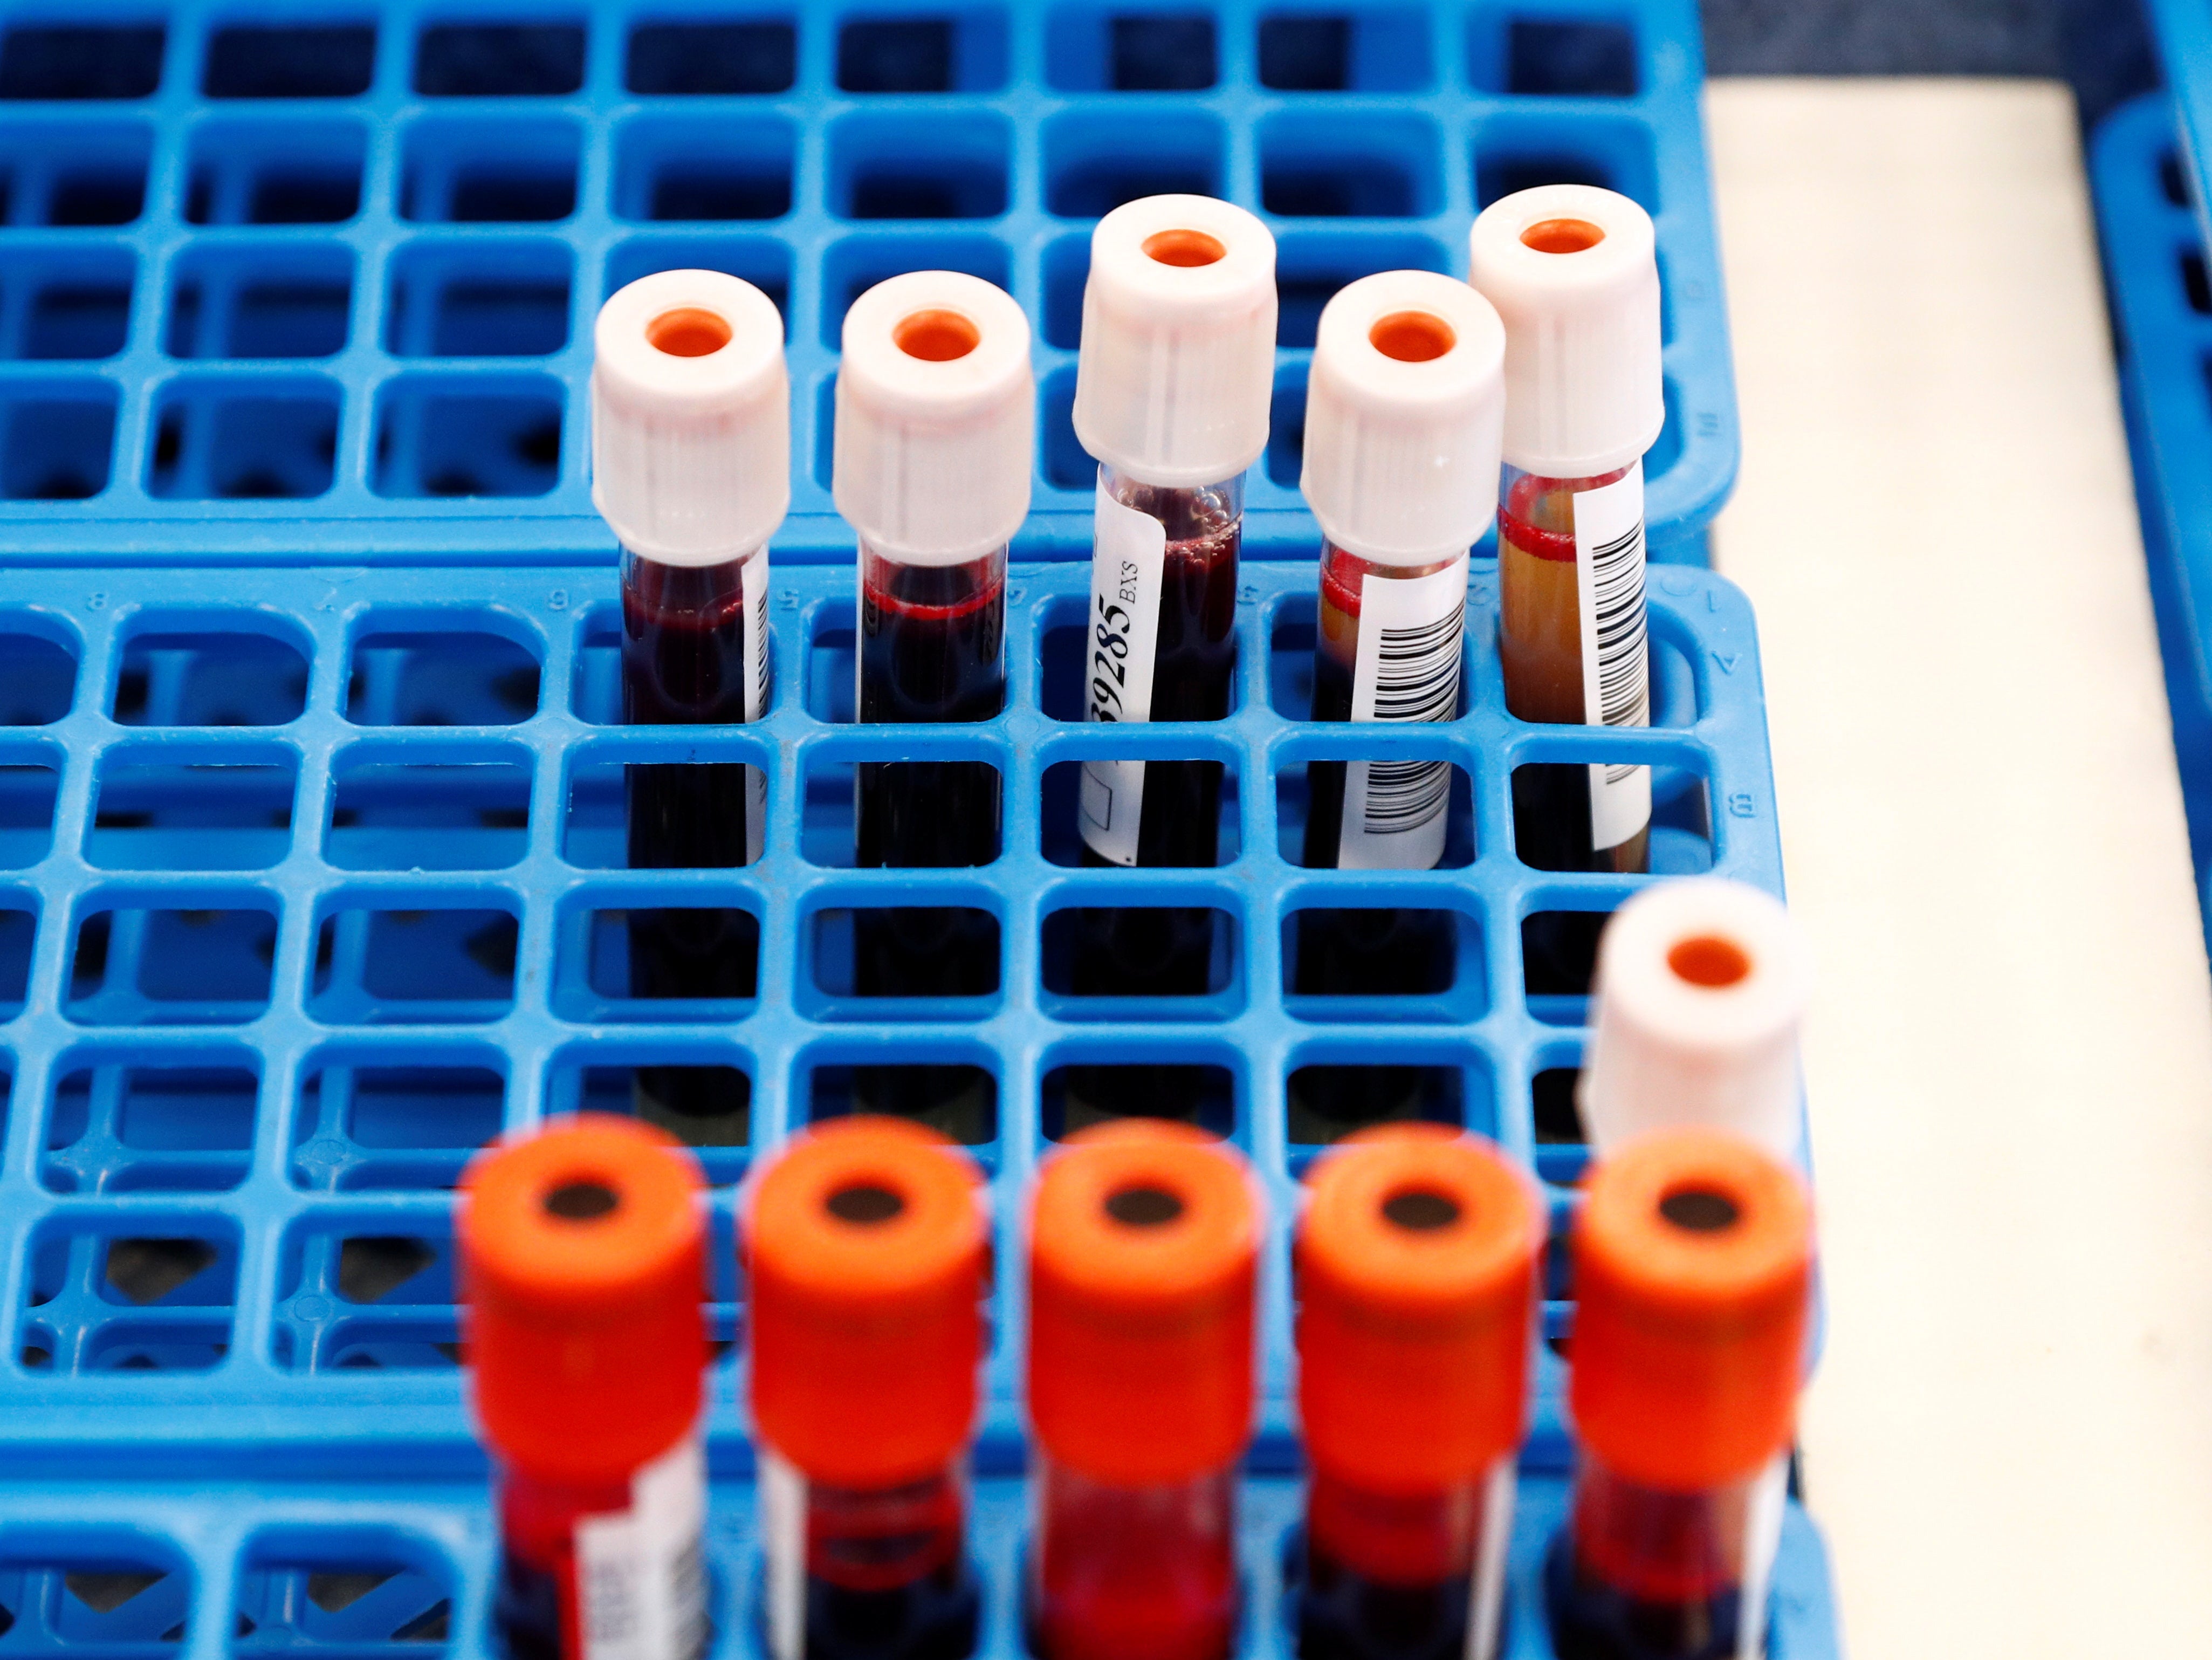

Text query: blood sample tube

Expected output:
[593,270,788,1134]
[746,1117,987,1660]
[1581,879,1812,1160]
[1551,1130,1812,1660]
[835,270,1032,1009]
[1292,270,1505,1020]
[459,1115,710,1660]
[1027,1121,1262,1660]
[1295,1126,1541,1660]
[1069,195,1276,1004]
[1468,187,1664,985]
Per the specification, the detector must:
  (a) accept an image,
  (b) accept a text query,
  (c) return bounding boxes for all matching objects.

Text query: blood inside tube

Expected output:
[1076,479,1239,1000]
[853,545,1004,1004]
[795,1470,978,1660]
[1032,1460,1238,1660]
[1547,1460,1760,1660]
[1296,1473,1487,1660]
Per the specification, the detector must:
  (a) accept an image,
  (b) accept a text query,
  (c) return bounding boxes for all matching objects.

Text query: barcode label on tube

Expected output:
[574,1432,707,1660]
[743,549,769,865]
[1337,555,1467,872]
[1080,482,1167,867]
[1572,467,1652,853]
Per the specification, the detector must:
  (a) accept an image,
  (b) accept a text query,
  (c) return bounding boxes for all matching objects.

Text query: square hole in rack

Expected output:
[1287,1051,1490,1161]
[0,23,165,100]
[164,243,353,360]
[1260,113,1442,218]
[565,903,761,1013]
[820,235,1011,348]
[810,1058,999,1149]
[809,903,1002,1007]
[1041,234,1089,349]
[1257,9,1430,91]
[147,377,341,500]
[1472,113,1658,212]
[184,118,365,225]
[114,623,309,726]
[1275,757,1475,869]
[311,902,520,1025]
[0,624,75,723]
[0,765,57,865]
[1500,17,1638,98]
[232,1530,456,1648]
[0,898,32,1013]
[1040,903,1241,1011]
[838,11,1009,92]
[569,751,766,868]
[386,239,571,357]
[1521,903,1617,1020]
[0,380,117,499]
[346,625,541,726]
[0,1545,190,1650]
[1266,365,1307,485]
[89,748,297,871]
[1042,109,1224,219]
[414,20,585,96]
[0,245,134,360]
[401,116,580,223]
[615,113,794,222]
[42,1057,259,1193]
[1039,759,1241,865]
[1512,758,1712,875]
[830,111,1009,221]
[372,374,565,498]
[1046,8,1215,90]
[629,18,795,94]
[1041,1057,1234,1141]
[1038,367,1089,490]
[801,754,1003,867]
[23,1217,239,1372]
[2183,249,2210,316]
[1531,1057,1588,1185]
[68,903,278,1026]
[205,22,379,99]
[0,120,150,225]
[556,1054,753,1170]
[1274,231,1450,347]
[275,1218,457,1371]
[571,606,624,723]
[1283,903,1486,1020]
[328,749,533,871]
[291,1055,506,1190]
[606,237,791,330]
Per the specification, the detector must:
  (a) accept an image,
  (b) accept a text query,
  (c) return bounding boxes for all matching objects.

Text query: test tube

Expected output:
[1295,1126,1540,1660]
[593,270,789,1134]
[1069,195,1276,1005]
[1027,1121,1262,1660]
[746,1116,987,1660]
[1292,270,1505,1024]
[1581,879,1812,1160]
[1468,187,1664,984]
[835,270,1032,1015]
[1551,1129,1812,1660]
[459,1115,710,1660]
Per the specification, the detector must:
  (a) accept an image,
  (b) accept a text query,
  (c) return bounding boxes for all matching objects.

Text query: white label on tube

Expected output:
[1078,482,1167,867]
[760,1446,807,1660]
[1734,1452,1789,1660]
[743,547,769,866]
[1337,554,1467,873]
[1572,465,1652,852]
[574,1431,707,1660]
[1462,1455,1517,1660]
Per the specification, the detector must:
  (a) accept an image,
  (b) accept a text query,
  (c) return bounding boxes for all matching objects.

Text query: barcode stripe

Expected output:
[1359,594,1460,838]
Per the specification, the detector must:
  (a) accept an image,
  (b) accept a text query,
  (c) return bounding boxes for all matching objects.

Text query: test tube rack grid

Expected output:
[0,0,1736,564]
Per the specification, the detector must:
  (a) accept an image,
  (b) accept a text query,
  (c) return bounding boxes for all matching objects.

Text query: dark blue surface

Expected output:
[0,0,1736,564]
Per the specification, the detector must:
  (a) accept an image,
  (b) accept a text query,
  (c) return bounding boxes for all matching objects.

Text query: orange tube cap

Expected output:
[1298,1126,1541,1493]
[1570,1129,1812,1491]
[1027,1121,1261,1486]
[747,1117,986,1488]
[459,1114,707,1485]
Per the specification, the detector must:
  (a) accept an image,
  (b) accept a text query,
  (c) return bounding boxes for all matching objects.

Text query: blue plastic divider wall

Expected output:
[2090,93,2212,944]
[0,0,1736,564]
[0,550,1837,1656]
[2145,0,2212,257]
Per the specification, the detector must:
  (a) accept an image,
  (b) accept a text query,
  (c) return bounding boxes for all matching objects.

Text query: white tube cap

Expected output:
[1467,184,1663,478]
[834,269,1034,566]
[1073,194,1277,488]
[1300,270,1507,567]
[1578,877,1811,1161]
[592,269,789,567]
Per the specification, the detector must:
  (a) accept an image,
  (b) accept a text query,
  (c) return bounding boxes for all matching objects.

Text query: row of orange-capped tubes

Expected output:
[459,1103,1810,1660]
